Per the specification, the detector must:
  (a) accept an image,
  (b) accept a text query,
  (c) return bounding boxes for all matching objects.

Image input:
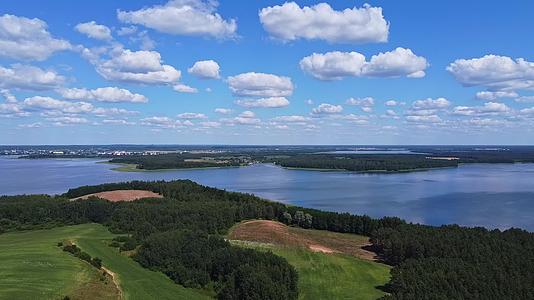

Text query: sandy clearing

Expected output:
[72,190,163,202]
[229,220,378,261]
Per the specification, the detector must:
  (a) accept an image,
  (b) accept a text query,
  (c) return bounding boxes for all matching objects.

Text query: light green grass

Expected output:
[232,241,391,300]
[0,224,209,300]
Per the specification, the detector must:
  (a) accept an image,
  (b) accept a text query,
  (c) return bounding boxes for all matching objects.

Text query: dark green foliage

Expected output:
[62,244,99,268]
[109,153,243,170]
[135,230,298,299]
[271,154,458,172]
[3,180,534,299]
[372,225,534,299]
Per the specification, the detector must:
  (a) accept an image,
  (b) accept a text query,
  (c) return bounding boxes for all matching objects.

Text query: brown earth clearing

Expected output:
[72,190,163,202]
[228,220,377,260]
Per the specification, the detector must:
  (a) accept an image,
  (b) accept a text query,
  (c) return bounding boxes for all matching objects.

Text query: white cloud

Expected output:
[334,113,369,124]
[214,108,232,114]
[0,102,27,117]
[0,14,71,61]
[227,72,293,97]
[385,109,397,116]
[95,48,181,84]
[118,0,237,39]
[117,26,137,36]
[18,122,41,128]
[411,97,451,110]
[0,89,17,103]
[259,2,388,43]
[361,107,373,113]
[300,48,427,80]
[300,51,365,80]
[48,116,89,125]
[272,115,309,122]
[177,112,207,119]
[239,111,255,118]
[59,87,148,103]
[515,96,534,103]
[199,121,221,128]
[447,55,534,91]
[23,96,94,114]
[452,102,511,116]
[235,97,290,108]
[362,48,428,78]
[406,115,442,123]
[102,119,135,125]
[75,21,112,40]
[92,107,139,117]
[0,65,65,90]
[385,100,398,106]
[475,91,518,101]
[173,84,198,93]
[188,60,220,79]
[312,103,343,114]
[346,97,375,107]
[141,116,180,128]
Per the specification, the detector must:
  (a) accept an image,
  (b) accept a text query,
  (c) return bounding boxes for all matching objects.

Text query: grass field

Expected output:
[0,224,209,300]
[229,221,391,300]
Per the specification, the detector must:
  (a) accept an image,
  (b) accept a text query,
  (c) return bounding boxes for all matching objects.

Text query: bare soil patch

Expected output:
[73,190,162,202]
[228,220,377,261]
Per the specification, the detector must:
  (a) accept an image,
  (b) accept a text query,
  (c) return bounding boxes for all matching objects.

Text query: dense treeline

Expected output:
[371,224,534,299]
[271,154,458,172]
[109,154,244,170]
[427,149,534,163]
[136,230,298,300]
[2,180,534,299]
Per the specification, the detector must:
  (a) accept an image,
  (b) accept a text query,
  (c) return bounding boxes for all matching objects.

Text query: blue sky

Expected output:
[1,0,533,145]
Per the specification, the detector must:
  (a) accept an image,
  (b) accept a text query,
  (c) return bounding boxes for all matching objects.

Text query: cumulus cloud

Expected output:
[312,103,343,114]
[173,84,198,93]
[75,21,112,40]
[300,48,427,80]
[92,107,139,117]
[452,102,511,117]
[475,91,519,101]
[0,65,65,90]
[447,55,534,91]
[214,108,232,114]
[406,115,442,123]
[272,115,309,122]
[346,97,375,106]
[188,60,220,79]
[23,96,94,114]
[58,87,148,103]
[0,14,71,60]
[177,112,207,119]
[227,72,293,97]
[141,116,182,128]
[118,0,237,39]
[102,119,135,125]
[0,102,28,117]
[95,48,181,84]
[222,110,260,125]
[385,100,398,106]
[48,116,89,125]
[259,2,388,43]
[411,97,450,110]
[235,97,290,108]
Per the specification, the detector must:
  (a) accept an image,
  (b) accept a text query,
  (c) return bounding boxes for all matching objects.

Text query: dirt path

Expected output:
[102,266,123,300]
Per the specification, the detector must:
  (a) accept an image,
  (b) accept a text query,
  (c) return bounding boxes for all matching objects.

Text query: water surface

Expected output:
[1,156,533,231]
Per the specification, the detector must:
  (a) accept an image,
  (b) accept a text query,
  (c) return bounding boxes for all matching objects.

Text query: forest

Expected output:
[1,180,533,299]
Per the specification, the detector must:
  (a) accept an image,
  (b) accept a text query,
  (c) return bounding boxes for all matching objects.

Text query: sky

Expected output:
[0,0,533,145]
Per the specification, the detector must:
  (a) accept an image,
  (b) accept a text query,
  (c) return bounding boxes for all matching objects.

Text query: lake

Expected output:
[1,156,533,231]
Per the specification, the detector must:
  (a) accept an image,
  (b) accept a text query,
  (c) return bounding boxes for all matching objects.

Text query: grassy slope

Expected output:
[229,222,391,300]
[0,224,209,300]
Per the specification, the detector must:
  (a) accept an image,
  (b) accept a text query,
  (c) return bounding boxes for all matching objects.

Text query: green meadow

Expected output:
[232,241,391,300]
[0,224,208,300]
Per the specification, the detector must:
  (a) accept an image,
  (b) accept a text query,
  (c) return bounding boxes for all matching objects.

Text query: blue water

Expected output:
[1,156,534,231]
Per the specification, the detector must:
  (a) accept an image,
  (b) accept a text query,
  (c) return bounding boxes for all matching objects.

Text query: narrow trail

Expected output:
[102,266,123,300]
